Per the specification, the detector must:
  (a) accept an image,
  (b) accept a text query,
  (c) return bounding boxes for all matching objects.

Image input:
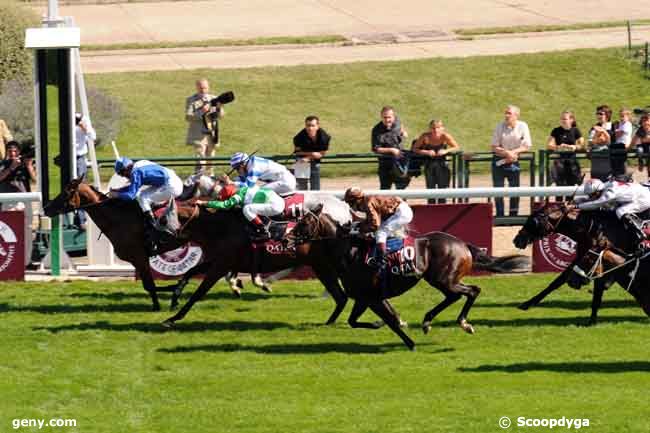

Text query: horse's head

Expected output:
[513,200,573,249]
[43,175,103,217]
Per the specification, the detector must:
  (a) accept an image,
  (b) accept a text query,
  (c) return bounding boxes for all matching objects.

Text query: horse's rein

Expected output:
[178,204,200,234]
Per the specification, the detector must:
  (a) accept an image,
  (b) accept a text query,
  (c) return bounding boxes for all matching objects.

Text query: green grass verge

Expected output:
[455,19,650,36]
[0,275,648,432]
[82,35,347,52]
[85,47,650,178]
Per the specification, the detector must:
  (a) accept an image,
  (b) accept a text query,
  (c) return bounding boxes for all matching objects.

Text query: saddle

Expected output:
[249,221,297,258]
[152,199,180,234]
[360,235,427,277]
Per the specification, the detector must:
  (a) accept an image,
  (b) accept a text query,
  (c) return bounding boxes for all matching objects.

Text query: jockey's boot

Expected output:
[621,213,648,256]
[371,242,389,289]
[248,216,270,242]
[143,211,161,256]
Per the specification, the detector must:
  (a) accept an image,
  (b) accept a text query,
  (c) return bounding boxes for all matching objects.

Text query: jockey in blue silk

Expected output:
[110,157,184,254]
[220,152,296,194]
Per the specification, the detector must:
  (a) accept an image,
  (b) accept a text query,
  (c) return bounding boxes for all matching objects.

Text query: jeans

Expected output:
[378,163,410,190]
[424,159,450,204]
[296,160,321,191]
[74,154,88,226]
[492,162,520,217]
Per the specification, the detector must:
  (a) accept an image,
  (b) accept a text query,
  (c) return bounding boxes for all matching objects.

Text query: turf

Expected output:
[1,274,648,432]
[85,47,650,178]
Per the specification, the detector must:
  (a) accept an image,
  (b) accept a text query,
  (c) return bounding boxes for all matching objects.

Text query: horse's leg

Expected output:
[162,266,227,326]
[347,299,383,329]
[368,300,415,351]
[421,290,461,335]
[588,279,606,326]
[139,266,161,312]
[383,299,408,328]
[453,283,481,334]
[170,261,213,310]
[225,271,243,297]
[311,265,347,325]
[518,265,573,310]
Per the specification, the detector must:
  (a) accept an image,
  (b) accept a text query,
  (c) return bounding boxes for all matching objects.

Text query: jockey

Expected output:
[343,186,413,267]
[576,178,650,254]
[221,152,296,194]
[196,183,285,240]
[111,157,184,253]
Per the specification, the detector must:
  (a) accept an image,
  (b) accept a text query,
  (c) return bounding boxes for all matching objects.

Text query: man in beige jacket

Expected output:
[185,78,224,174]
[0,119,14,160]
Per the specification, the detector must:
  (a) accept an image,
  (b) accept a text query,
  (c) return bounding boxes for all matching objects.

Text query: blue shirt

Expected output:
[114,160,169,200]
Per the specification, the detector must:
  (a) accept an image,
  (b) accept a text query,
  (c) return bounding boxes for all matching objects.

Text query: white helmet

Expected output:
[583,179,605,196]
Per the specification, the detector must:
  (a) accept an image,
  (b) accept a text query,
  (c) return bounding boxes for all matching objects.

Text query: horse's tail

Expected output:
[467,243,530,273]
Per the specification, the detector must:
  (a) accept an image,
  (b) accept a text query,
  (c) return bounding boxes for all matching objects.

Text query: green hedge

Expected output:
[0,1,39,87]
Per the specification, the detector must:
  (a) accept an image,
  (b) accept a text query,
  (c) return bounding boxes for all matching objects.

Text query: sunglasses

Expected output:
[596,112,606,115]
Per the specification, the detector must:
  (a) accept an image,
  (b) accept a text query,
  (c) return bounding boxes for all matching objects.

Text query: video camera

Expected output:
[203,91,235,140]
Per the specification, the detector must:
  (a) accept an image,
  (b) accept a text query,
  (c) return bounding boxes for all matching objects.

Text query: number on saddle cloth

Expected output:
[283,193,305,220]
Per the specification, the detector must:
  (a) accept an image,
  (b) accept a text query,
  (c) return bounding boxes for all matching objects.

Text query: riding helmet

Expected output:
[219,184,237,201]
[344,187,364,203]
[230,152,249,169]
[114,157,133,173]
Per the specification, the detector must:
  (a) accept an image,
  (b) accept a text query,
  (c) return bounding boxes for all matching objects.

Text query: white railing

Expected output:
[0,192,42,203]
[307,186,585,199]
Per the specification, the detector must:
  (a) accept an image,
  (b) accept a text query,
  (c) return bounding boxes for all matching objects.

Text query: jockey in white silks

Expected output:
[222,152,296,194]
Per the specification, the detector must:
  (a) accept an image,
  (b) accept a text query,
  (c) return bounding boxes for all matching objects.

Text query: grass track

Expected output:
[1,274,649,432]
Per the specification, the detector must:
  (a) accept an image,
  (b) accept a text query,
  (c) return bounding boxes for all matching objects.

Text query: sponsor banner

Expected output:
[532,233,577,272]
[0,211,25,280]
[149,243,203,279]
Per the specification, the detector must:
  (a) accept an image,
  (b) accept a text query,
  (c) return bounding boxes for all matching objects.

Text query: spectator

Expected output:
[632,113,650,179]
[588,105,613,150]
[73,113,96,230]
[413,119,459,204]
[490,105,532,217]
[0,118,13,160]
[293,115,330,190]
[372,106,409,190]
[546,111,584,201]
[0,141,36,210]
[610,108,633,177]
[185,78,223,174]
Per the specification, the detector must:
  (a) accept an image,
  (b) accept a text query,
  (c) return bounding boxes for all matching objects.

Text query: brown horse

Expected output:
[43,179,352,324]
[292,208,529,350]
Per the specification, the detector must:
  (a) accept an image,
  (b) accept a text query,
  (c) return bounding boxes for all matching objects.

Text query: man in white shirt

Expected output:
[491,105,532,217]
[74,113,96,229]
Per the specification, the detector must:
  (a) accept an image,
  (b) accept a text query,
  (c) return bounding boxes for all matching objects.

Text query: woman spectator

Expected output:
[413,119,459,204]
[632,113,650,179]
[588,105,613,150]
[546,111,584,201]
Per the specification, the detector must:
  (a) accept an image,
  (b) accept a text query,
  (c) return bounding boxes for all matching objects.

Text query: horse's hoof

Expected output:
[231,287,242,298]
[518,303,530,311]
[399,319,408,329]
[422,322,431,334]
[236,279,244,289]
[262,285,272,293]
[459,319,475,335]
[372,320,386,328]
[407,343,416,351]
[252,275,264,288]
[161,319,174,328]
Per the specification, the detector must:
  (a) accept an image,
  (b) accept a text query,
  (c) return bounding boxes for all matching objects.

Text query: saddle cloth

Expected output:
[363,235,426,277]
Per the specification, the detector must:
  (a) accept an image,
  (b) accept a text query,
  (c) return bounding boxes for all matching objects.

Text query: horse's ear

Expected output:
[78,172,86,183]
[544,196,550,206]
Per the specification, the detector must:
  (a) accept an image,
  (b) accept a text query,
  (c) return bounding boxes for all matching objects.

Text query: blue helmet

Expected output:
[230,152,249,169]
[114,157,133,173]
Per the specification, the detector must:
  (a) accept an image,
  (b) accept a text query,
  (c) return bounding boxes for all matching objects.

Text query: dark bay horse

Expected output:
[292,209,529,350]
[513,201,639,324]
[44,179,352,324]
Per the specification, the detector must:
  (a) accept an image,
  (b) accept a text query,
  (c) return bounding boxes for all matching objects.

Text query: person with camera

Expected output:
[0,141,37,210]
[546,111,584,202]
[372,106,409,190]
[185,78,224,174]
[74,113,96,229]
[293,115,330,190]
[0,119,13,160]
[632,113,650,179]
[490,105,532,217]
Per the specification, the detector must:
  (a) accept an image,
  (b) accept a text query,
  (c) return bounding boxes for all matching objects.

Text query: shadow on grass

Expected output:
[430,315,647,328]
[67,291,315,301]
[158,342,455,355]
[33,320,296,334]
[459,361,650,374]
[0,302,153,314]
[478,299,637,311]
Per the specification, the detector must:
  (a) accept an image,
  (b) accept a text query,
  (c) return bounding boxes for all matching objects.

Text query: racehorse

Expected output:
[44,178,355,325]
[513,201,641,324]
[291,208,529,350]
